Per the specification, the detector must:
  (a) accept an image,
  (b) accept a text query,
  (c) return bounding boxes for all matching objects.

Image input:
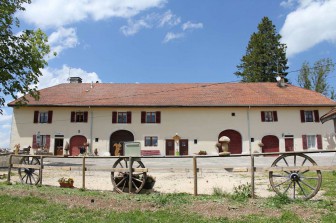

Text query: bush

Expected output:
[232,183,252,201]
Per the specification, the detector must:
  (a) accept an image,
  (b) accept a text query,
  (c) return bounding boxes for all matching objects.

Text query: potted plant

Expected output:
[58,177,74,188]
[143,175,156,189]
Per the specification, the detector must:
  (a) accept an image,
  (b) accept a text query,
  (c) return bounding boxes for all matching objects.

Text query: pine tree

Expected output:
[235,17,288,82]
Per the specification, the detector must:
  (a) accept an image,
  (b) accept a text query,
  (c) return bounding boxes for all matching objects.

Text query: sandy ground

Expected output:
[1,167,274,197]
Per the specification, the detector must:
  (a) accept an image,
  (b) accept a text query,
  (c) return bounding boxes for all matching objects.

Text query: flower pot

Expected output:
[59,182,74,188]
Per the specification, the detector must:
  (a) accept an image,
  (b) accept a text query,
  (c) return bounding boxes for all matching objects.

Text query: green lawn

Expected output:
[0,171,335,222]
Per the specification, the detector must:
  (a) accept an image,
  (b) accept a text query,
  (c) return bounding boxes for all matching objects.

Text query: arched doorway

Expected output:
[262,135,279,156]
[110,130,134,156]
[218,130,242,154]
[69,135,87,156]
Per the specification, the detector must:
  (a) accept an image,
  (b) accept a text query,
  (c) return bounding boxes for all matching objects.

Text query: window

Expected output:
[39,112,48,123]
[71,111,88,123]
[145,136,158,147]
[304,111,313,122]
[146,112,156,123]
[118,112,127,123]
[33,111,53,123]
[141,111,161,123]
[112,111,131,124]
[300,110,319,123]
[307,135,316,149]
[261,111,278,122]
[32,134,50,149]
[302,134,322,150]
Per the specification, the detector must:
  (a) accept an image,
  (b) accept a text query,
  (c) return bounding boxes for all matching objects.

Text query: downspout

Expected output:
[89,107,93,155]
[247,105,252,154]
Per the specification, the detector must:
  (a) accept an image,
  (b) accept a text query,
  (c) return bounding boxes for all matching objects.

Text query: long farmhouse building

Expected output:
[8,77,336,156]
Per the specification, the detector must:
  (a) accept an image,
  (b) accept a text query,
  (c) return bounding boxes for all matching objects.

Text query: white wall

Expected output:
[10,106,335,155]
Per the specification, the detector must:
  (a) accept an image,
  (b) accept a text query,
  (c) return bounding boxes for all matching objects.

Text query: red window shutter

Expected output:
[317,135,322,150]
[156,111,161,123]
[46,135,51,148]
[261,111,265,122]
[273,111,278,122]
[141,111,146,123]
[300,110,305,123]
[112,111,117,123]
[127,111,132,123]
[34,111,39,123]
[48,111,53,123]
[71,112,75,122]
[84,111,88,122]
[32,135,38,149]
[314,110,320,123]
[302,135,307,150]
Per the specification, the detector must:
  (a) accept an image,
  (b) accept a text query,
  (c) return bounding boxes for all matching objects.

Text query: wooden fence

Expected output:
[4,150,336,198]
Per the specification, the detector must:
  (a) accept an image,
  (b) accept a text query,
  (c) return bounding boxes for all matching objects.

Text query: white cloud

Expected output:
[281,0,336,57]
[120,18,152,36]
[120,10,180,36]
[47,27,78,59]
[0,109,12,149]
[163,32,184,43]
[182,21,203,31]
[19,0,167,28]
[280,0,296,8]
[158,10,181,27]
[37,65,102,90]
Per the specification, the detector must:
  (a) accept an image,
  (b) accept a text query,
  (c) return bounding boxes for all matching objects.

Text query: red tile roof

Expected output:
[8,82,336,107]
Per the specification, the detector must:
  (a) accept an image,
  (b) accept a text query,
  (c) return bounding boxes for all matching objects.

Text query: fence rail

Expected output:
[4,149,336,198]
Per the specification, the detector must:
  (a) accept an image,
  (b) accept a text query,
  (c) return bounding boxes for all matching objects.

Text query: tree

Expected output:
[235,17,288,82]
[297,58,335,97]
[0,0,51,114]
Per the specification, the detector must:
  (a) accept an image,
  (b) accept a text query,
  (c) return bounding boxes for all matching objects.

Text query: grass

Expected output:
[0,170,336,222]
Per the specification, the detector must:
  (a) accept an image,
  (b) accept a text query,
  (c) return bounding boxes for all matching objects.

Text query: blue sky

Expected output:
[1,0,336,148]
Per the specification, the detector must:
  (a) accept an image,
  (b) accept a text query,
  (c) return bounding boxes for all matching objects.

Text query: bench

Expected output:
[141,150,161,156]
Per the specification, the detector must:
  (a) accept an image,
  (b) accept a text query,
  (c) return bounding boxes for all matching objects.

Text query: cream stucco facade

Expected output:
[10,106,335,156]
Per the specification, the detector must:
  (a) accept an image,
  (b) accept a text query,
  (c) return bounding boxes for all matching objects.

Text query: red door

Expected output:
[285,138,294,152]
[218,130,242,154]
[180,139,188,155]
[262,135,279,156]
[165,140,175,155]
[69,135,87,156]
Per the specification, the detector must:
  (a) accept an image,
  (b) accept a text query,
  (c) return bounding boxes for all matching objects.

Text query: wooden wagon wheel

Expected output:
[18,157,41,185]
[111,158,147,194]
[269,153,322,200]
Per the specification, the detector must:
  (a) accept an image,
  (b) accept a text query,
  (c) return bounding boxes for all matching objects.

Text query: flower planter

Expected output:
[59,182,74,188]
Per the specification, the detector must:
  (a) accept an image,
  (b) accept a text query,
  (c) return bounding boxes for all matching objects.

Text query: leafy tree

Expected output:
[0,0,51,114]
[235,17,288,82]
[297,58,334,97]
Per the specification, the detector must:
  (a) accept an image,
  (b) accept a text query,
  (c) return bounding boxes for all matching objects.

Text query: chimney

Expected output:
[276,76,285,88]
[69,77,82,83]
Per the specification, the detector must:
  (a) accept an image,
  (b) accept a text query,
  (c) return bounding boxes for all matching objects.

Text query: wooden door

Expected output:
[285,138,294,152]
[218,130,242,154]
[180,139,188,155]
[70,135,87,156]
[110,130,134,156]
[262,135,279,156]
[165,140,175,155]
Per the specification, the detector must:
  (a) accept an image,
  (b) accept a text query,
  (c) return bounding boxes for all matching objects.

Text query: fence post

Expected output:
[82,156,86,189]
[129,156,133,193]
[193,156,198,196]
[7,155,13,183]
[40,156,43,186]
[250,154,255,199]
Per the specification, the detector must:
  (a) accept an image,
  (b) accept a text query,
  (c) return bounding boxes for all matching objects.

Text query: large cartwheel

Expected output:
[111,158,147,193]
[269,153,322,200]
[18,156,41,185]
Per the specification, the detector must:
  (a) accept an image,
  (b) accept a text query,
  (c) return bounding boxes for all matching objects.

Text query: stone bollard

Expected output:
[218,136,231,156]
